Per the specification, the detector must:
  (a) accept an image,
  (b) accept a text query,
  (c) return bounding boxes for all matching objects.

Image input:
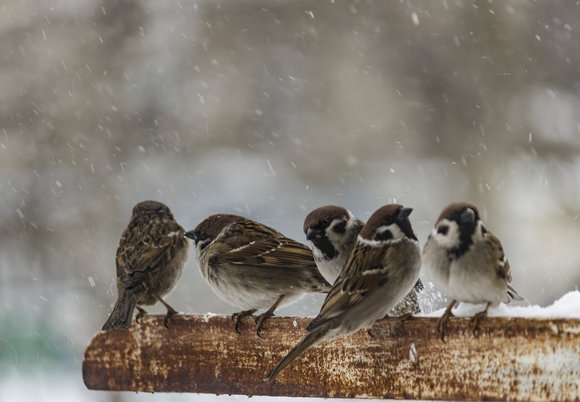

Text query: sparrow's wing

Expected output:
[307,243,392,330]
[116,220,185,289]
[215,220,316,270]
[485,231,512,282]
[486,231,524,301]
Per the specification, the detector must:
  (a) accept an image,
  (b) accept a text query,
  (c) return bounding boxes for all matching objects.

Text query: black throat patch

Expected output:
[449,221,477,259]
[311,236,338,260]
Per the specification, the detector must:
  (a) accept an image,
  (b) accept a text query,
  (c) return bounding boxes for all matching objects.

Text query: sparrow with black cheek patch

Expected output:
[185,214,332,337]
[303,205,364,283]
[102,201,189,330]
[266,204,421,381]
[304,205,423,316]
[423,202,524,340]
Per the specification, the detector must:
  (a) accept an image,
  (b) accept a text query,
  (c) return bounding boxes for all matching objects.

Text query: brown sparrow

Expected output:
[266,204,421,380]
[423,202,524,340]
[185,214,331,336]
[304,205,423,316]
[102,200,189,330]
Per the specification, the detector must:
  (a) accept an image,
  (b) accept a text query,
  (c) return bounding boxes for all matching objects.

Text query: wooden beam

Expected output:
[83,314,580,401]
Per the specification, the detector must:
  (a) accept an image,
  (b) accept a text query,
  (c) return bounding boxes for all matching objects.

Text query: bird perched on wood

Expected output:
[102,200,189,330]
[185,214,332,337]
[303,205,423,316]
[266,204,422,381]
[422,202,524,340]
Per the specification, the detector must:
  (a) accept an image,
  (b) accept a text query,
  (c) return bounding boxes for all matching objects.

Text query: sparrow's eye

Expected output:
[194,232,211,244]
[437,225,449,235]
[332,220,346,234]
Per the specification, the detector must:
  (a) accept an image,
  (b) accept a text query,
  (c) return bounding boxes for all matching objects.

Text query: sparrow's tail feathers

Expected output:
[265,326,329,381]
[507,284,525,302]
[102,290,138,330]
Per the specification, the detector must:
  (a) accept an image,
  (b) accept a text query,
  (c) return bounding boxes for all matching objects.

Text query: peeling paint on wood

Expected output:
[83,315,580,401]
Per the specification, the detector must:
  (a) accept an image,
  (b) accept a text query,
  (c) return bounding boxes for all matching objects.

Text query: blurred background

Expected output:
[1,0,580,400]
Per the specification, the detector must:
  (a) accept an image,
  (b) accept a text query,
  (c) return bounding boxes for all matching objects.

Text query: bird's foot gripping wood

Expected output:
[155,296,179,328]
[135,306,148,323]
[163,307,178,328]
[470,303,490,337]
[437,299,457,342]
[232,309,257,334]
[255,294,286,337]
[255,312,274,337]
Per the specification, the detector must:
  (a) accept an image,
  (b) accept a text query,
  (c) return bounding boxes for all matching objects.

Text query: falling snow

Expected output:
[411,12,420,26]
[2,1,580,401]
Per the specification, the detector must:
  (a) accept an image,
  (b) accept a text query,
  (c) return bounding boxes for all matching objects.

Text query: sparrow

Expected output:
[422,202,524,340]
[303,205,364,284]
[185,214,332,337]
[266,204,421,381]
[102,200,189,330]
[304,205,423,316]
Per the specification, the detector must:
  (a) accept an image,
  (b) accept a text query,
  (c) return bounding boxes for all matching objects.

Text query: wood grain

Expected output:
[83,314,580,401]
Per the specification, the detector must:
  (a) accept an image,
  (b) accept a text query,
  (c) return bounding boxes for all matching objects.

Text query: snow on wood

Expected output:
[423,290,580,319]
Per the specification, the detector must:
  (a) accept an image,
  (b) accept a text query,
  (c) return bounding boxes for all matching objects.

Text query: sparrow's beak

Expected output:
[398,207,413,220]
[306,228,321,241]
[184,230,197,241]
[461,208,476,224]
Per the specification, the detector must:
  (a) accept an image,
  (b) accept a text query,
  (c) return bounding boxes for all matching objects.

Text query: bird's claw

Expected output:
[436,318,447,342]
[233,314,243,334]
[231,309,257,334]
[255,313,273,338]
[164,309,178,328]
[437,312,453,343]
[135,307,148,323]
[437,303,456,343]
[470,311,486,337]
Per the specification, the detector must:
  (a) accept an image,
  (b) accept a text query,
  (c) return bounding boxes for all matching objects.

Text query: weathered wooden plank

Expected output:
[83,315,580,401]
